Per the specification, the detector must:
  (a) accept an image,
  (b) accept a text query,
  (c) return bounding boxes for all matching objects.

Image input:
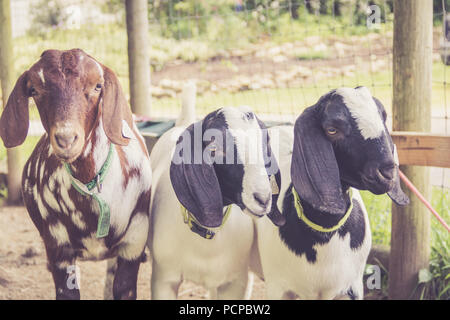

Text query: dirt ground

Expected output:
[0,206,266,300]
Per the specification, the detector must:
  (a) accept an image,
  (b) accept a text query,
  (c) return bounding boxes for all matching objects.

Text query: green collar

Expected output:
[64,143,114,238]
[181,204,233,239]
[291,186,353,233]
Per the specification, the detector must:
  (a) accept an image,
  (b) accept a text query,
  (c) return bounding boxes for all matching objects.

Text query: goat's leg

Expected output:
[112,255,143,300]
[103,257,117,300]
[265,281,288,300]
[151,261,181,300]
[112,212,149,299]
[46,244,80,300]
[338,280,364,300]
[216,270,250,300]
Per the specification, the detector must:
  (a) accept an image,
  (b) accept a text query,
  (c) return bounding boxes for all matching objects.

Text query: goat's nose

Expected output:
[379,163,395,180]
[54,131,78,150]
[253,192,271,208]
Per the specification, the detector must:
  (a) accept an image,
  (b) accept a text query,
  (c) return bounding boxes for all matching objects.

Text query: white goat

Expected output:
[148,84,283,299]
[251,87,409,300]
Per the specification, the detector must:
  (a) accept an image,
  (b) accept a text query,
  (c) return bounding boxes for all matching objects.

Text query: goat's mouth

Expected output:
[341,173,365,190]
[363,177,395,195]
[51,142,85,163]
[343,173,394,195]
[233,191,272,218]
[243,207,265,218]
[50,129,85,163]
[54,152,80,163]
[236,202,269,219]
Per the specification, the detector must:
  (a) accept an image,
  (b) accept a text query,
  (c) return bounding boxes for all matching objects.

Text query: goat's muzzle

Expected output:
[50,123,85,162]
[361,160,396,195]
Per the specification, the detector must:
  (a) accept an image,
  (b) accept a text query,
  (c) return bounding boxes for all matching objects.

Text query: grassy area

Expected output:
[149,61,450,119]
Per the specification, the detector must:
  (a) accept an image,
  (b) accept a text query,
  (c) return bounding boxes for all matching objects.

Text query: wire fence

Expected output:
[5,0,449,192]
[147,0,396,121]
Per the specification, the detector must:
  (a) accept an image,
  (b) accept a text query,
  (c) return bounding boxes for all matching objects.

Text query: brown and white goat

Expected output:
[0,49,152,299]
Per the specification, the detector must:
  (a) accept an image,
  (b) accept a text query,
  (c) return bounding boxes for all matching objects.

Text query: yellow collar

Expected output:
[291,187,353,233]
[181,204,233,239]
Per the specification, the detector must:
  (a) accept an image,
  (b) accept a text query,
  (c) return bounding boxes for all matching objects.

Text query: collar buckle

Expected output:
[181,205,233,240]
[96,175,102,193]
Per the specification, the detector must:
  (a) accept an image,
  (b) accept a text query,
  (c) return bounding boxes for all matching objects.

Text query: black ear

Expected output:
[387,143,409,206]
[267,171,285,226]
[371,96,409,206]
[170,121,224,228]
[256,117,285,226]
[387,168,410,206]
[291,106,347,215]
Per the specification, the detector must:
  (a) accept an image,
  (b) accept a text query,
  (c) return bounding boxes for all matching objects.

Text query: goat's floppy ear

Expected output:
[170,121,224,228]
[0,72,30,148]
[372,95,409,206]
[101,66,134,146]
[256,117,285,226]
[267,171,285,226]
[387,169,410,206]
[387,144,410,206]
[291,106,347,215]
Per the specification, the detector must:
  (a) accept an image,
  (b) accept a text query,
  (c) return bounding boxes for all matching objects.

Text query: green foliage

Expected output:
[147,0,394,40]
[360,191,392,246]
[30,0,70,35]
[418,188,450,300]
[149,0,235,39]
[416,238,449,300]
[362,187,450,300]
[434,0,450,23]
[0,180,7,203]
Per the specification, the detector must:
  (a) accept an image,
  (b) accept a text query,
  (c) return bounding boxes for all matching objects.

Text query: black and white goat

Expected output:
[148,84,283,299]
[251,87,409,300]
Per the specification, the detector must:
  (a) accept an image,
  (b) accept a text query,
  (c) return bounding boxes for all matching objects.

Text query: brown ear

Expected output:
[0,72,30,148]
[101,66,133,146]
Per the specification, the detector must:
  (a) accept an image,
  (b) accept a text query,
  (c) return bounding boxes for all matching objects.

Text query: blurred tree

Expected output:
[290,0,300,19]
[0,0,23,204]
[434,0,450,22]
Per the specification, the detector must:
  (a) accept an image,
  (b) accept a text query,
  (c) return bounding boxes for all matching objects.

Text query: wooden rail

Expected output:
[392,132,450,168]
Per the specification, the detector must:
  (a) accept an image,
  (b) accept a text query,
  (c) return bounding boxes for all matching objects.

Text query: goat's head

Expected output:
[170,106,285,228]
[0,49,133,162]
[291,86,409,215]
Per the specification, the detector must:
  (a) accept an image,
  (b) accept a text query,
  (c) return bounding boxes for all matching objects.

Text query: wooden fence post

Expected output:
[0,0,22,204]
[390,0,433,299]
[125,0,151,117]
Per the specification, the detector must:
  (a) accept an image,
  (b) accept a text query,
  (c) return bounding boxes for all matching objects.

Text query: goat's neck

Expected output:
[295,183,352,227]
[67,118,111,184]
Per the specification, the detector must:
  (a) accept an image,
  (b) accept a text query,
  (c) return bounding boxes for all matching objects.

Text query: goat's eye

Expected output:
[95,83,102,91]
[245,112,254,120]
[29,87,37,96]
[326,127,338,135]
